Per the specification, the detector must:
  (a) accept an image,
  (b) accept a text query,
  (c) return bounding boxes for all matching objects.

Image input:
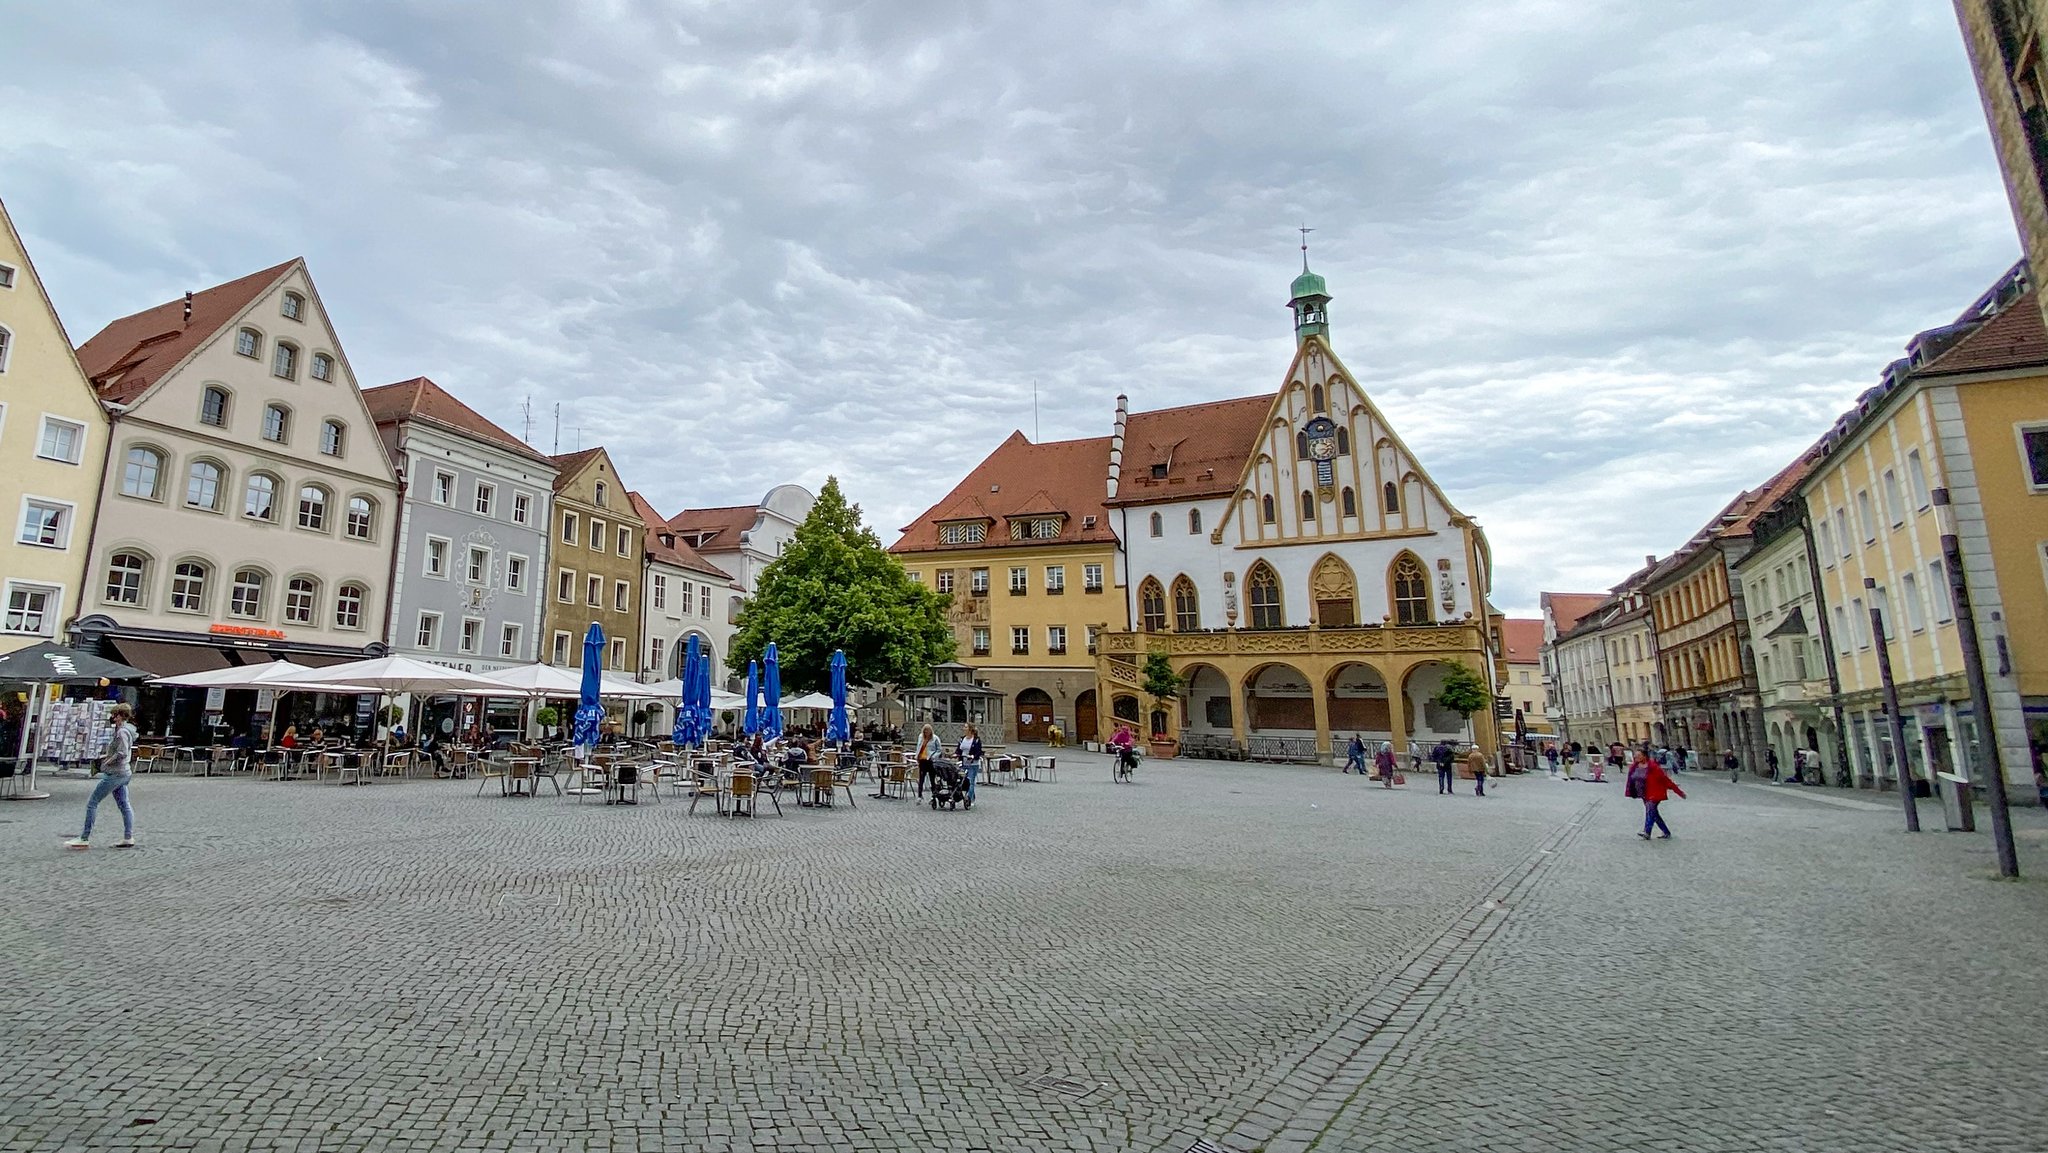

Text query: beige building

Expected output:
[1954,0,2048,329]
[1500,618,1554,740]
[0,199,108,654]
[71,259,400,735]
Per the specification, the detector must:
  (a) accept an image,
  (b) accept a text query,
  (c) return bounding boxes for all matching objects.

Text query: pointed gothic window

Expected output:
[1336,427,1349,455]
[1247,563,1282,629]
[1172,576,1200,632]
[1391,553,1431,626]
[1312,384,1325,412]
[1139,578,1167,632]
[1296,430,1309,458]
[1261,494,1275,524]
[1383,482,1400,514]
[1188,509,1201,535]
[1341,487,1356,517]
[1149,511,1163,538]
[1301,491,1315,519]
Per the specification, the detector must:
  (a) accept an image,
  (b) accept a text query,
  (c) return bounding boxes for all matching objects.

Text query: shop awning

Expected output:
[291,650,364,668]
[108,638,233,678]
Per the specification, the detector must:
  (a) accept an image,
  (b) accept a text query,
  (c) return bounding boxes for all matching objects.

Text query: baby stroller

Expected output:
[927,756,972,810]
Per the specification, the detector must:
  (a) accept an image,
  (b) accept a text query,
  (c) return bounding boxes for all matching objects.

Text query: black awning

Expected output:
[0,641,154,685]
[107,638,234,678]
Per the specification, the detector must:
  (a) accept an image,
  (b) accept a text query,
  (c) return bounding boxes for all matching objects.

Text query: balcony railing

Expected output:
[1099,620,1485,659]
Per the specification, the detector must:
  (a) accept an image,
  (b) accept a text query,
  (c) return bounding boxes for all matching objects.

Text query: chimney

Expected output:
[1645,554,1656,568]
[182,291,193,325]
[1107,393,1128,499]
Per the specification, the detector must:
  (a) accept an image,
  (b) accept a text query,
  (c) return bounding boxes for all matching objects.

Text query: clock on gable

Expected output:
[1303,416,1338,497]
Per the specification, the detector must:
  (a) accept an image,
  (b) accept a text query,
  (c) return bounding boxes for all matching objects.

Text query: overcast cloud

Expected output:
[0,1,2016,614]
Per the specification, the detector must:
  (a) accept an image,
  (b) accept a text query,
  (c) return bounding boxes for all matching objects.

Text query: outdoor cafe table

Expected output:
[503,756,540,797]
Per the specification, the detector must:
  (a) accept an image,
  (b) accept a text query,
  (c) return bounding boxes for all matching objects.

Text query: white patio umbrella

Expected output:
[477,662,585,697]
[154,659,367,691]
[601,672,669,700]
[709,688,745,710]
[783,691,836,711]
[291,655,503,695]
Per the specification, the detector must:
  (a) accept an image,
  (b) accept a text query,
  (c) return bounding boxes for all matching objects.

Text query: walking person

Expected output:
[957,723,984,806]
[1343,733,1366,775]
[1375,741,1396,788]
[1545,744,1560,777]
[1725,749,1740,783]
[66,703,139,849]
[1637,751,1687,839]
[1431,739,1456,795]
[1466,743,1489,797]
[914,723,939,799]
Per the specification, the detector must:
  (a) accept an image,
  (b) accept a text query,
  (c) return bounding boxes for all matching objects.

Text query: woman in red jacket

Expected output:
[1638,753,1686,839]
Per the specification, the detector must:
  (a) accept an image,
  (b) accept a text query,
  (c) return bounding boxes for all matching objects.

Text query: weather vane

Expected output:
[1298,223,1314,271]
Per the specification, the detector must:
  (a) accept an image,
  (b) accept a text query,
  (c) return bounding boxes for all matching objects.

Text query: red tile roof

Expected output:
[362,377,553,464]
[668,504,760,552]
[1541,593,1609,637]
[549,448,606,494]
[1917,288,2048,377]
[628,491,734,582]
[892,431,1118,553]
[1716,448,1818,540]
[75,258,301,404]
[1501,618,1546,663]
[1106,393,1275,506]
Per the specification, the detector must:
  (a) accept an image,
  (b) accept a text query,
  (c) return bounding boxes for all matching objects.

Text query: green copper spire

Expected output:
[1289,227,1330,344]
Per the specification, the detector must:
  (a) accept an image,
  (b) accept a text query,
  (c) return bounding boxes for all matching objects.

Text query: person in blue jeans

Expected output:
[1343,734,1367,775]
[67,703,138,849]
[956,723,984,807]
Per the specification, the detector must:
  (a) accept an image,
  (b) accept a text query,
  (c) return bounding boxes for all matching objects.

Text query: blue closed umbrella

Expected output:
[692,642,714,747]
[827,649,850,743]
[573,622,605,754]
[764,642,784,741]
[743,660,761,736]
[673,635,701,747]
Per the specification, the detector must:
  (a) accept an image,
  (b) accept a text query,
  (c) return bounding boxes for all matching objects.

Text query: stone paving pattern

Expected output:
[3,754,2045,1151]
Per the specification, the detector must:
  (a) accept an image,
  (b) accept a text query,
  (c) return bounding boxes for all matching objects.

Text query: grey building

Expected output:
[366,378,556,692]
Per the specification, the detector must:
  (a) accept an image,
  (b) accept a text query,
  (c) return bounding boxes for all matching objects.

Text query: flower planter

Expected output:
[1147,738,1178,760]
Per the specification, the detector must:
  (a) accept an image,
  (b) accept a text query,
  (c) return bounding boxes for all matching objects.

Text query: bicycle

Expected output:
[1112,744,1140,783]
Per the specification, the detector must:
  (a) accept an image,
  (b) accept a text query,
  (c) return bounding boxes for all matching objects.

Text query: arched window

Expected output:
[0,323,11,373]
[1336,427,1349,455]
[272,342,298,380]
[229,569,267,618]
[320,419,345,456]
[1172,575,1200,632]
[283,576,318,624]
[200,386,230,428]
[297,485,329,531]
[1312,554,1357,627]
[1247,563,1283,629]
[185,461,224,511]
[346,496,374,540]
[169,561,209,612]
[120,446,164,500]
[1188,508,1201,534]
[1341,486,1357,517]
[1391,553,1431,625]
[1383,481,1400,514]
[281,292,305,321]
[243,473,277,521]
[1261,494,1275,523]
[104,552,148,605]
[1301,490,1315,519]
[334,583,365,629]
[262,404,290,443]
[1148,511,1163,538]
[1139,578,1167,632]
[593,481,608,507]
[1311,383,1325,412]
[310,353,335,382]
[1296,430,1309,458]
[234,329,261,359]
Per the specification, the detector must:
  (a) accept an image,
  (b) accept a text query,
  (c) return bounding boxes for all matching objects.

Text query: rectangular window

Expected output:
[1048,625,1067,654]
[36,417,85,464]
[1834,509,1851,558]
[678,580,693,615]
[936,570,955,594]
[1009,566,1027,594]
[1856,490,1875,542]
[618,526,632,557]
[17,498,71,548]
[614,581,629,612]
[1011,626,1030,654]
[512,492,532,524]
[1928,561,1953,622]
[1881,469,1904,527]
[1906,450,1930,509]
[1851,597,1869,648]
[506,555,527,593]
[1046,565,1065,593]
[552,632,570,665]
[699,585,711,616]
[972,626,990,656]
[3,582,58,635]
[590,519,605,551]
[2015,423,2048,489]
[0,264,13,288]
[466,546,489,584]
[459,618,482,654]
[432,471,454,505]
[562,511,578,544]
[609,638,625,670]
[1087,625,1101,655]
[1902,571,1925,631]
[1084,563,1103,591]
[970,567,989,595]
[908,570,922,583]
[500,624,521,659]
[417,612,442,650]
[651,574,667,610]
[587,576,601,606]
[424,537,449,578]
[475,483,495,517]
[1833,606,1851,654]
[649,637,665,673]
[1872,585,1891,641]
[557,569,574,602]
[1816,520,1834,567]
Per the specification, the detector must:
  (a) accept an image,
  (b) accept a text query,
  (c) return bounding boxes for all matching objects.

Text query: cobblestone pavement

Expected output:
[3,755,2044,1152]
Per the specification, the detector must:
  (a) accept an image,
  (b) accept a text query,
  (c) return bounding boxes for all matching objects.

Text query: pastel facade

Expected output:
[669,485,815,684]
[1728,495,1842,781]
[0,199,107,654]
[1953,0,2048,329]
[630,491,738,685]
[1500,617,1554,738]
[541,449,642,672]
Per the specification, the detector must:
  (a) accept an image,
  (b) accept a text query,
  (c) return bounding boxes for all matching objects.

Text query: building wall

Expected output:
[540,455,639,671]
[1953,0,2048,324]
[1552,628,1614,747]
[641,559,737,685]
[83,268,397,653]
[383,421,554,672]
[1732,523,1837,777]
[1605,612,1663,746]
[0,203,107,653]
[1504,658,1555,736]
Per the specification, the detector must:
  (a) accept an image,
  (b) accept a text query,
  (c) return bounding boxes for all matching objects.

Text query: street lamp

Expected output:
[1865,577,1918,833]
[1932,488,2019,878]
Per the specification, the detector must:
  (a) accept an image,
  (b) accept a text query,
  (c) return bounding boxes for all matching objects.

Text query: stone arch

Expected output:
[1310,553,1357,627]
[1243,662,1315,735]
[1074,689,1099,744]
[1388,551,1431,625]
[1181,663,1230,740]
[1326,662,1392,743]
[1400,661,1470,745]
[1016,687,1055,742]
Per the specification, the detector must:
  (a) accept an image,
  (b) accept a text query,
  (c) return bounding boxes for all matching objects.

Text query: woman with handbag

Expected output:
[915,724,939,799]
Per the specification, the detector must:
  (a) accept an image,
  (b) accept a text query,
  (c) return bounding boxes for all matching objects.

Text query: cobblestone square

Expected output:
[4,754,2045,1152]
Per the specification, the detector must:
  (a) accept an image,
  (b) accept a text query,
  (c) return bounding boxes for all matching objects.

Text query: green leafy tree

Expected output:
[1432,661,1493,740]
[729,477,955,693]
[1141,651,1183,708]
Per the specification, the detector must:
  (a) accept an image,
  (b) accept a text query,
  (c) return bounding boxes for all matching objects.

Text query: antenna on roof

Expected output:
[552,402,561,455]
[1032,379,1039,442]
[522,396,533,445]
[182,291,193,326]
[1298,223,1314,272]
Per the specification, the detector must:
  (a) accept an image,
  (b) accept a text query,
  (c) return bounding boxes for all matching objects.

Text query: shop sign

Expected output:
[210,623,287,641]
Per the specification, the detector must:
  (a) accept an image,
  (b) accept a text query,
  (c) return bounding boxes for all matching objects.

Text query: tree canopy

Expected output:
[1432,661,1492,721]
[728,477,955,694]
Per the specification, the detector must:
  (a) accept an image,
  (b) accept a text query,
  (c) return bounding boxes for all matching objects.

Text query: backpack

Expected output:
[1625,763,1649,799]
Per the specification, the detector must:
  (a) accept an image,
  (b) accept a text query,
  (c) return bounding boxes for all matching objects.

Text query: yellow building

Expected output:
[1500,618,1556,740]
[0,199,108,654]
[541,448,640,672]
[1954,1,2048,331]
[1800,271,2047,795]
[890,432,1126,743]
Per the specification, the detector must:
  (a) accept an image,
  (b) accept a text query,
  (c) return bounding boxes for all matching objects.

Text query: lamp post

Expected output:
[1932,489,2019,878]
[1864,577,1918,833]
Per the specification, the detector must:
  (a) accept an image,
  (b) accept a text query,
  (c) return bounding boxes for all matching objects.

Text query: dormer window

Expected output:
[1007,517,1063,541]
[1149,463,1168,479]
[281,292,305,321]
[937,522,987,545]
[235,329,261,358]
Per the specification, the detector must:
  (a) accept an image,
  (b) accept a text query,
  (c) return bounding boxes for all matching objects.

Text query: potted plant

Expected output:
[534,705,560,739]
[1431,661,1493,775]
[630,707,651,736]
[1141,651,1184,759]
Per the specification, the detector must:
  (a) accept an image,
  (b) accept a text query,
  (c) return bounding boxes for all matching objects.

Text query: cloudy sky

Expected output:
[0,1,2018,615]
